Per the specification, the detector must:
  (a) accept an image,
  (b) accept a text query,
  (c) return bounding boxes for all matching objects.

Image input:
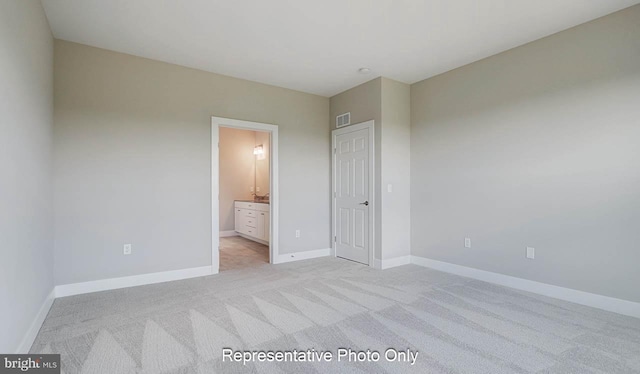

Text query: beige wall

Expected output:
[0,0,54,352]
[380,78,411,260]
[330,77,411,262]
[410,5,640,302]
[54,40,330,285]
[219,127,256,231]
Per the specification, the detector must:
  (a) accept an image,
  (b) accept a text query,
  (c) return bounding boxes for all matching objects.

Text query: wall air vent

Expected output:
[336,112,351,128]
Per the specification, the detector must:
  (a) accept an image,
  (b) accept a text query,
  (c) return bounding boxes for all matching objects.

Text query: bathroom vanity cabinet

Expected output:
[234,201,270,244]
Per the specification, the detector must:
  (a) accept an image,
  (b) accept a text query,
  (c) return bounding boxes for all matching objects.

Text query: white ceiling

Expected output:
[41,0,638,97]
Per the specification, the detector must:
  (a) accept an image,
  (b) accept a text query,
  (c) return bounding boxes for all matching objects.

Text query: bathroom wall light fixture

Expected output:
[253,144,264,156]
[254,144,265,160]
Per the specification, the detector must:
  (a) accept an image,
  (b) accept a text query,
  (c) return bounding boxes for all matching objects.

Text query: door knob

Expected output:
[359,201,369,206]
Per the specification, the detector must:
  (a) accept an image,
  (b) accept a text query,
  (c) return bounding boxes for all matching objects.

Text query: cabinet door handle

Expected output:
[359,201,369,206]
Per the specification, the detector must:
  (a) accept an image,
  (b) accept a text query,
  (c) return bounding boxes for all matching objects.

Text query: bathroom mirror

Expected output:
[253,131,270,200]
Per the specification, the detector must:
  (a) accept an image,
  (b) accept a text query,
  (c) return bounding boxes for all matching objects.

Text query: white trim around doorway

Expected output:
[211,116,279,273]
[331,120,375,267]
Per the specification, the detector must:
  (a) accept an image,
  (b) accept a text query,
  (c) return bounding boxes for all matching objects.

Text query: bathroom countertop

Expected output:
[235,199,270,204]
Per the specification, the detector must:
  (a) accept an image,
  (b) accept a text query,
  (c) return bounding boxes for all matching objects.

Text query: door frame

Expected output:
[211,116,279,273]
[331,120,375,267]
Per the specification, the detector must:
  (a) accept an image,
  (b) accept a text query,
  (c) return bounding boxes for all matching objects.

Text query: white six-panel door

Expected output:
[333,121,373,265]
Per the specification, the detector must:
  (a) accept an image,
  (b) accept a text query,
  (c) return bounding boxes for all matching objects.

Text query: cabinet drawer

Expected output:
[245,218,256,228]
[235,201,256,210]
[245,210,257,218]
[235,201,270,212]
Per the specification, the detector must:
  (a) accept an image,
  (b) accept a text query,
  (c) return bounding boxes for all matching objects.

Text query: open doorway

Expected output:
[219,127,269,271]
[211,117,279,273]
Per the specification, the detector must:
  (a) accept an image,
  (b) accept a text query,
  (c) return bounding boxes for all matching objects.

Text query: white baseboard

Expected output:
[55,265,214,298]
[220,230,239,237]
[17,288,55,353]
[410,255,640,319]
[275,248,330,264]
[374,255,411,270]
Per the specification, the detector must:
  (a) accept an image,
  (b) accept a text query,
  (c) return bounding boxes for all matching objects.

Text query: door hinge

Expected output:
[334,236,337,242]
[334,147,336,154]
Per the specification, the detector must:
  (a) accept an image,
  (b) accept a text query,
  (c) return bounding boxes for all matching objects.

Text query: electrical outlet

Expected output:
[387,184,393,193]
[123,244,132,255]
[526,247,535,259]
[256,186,260,192]
[250,186,254,192]
[464,238,471,248]
[295,230,301,238]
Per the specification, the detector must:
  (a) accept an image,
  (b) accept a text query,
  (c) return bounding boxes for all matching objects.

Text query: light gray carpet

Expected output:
[31,257,640,373]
